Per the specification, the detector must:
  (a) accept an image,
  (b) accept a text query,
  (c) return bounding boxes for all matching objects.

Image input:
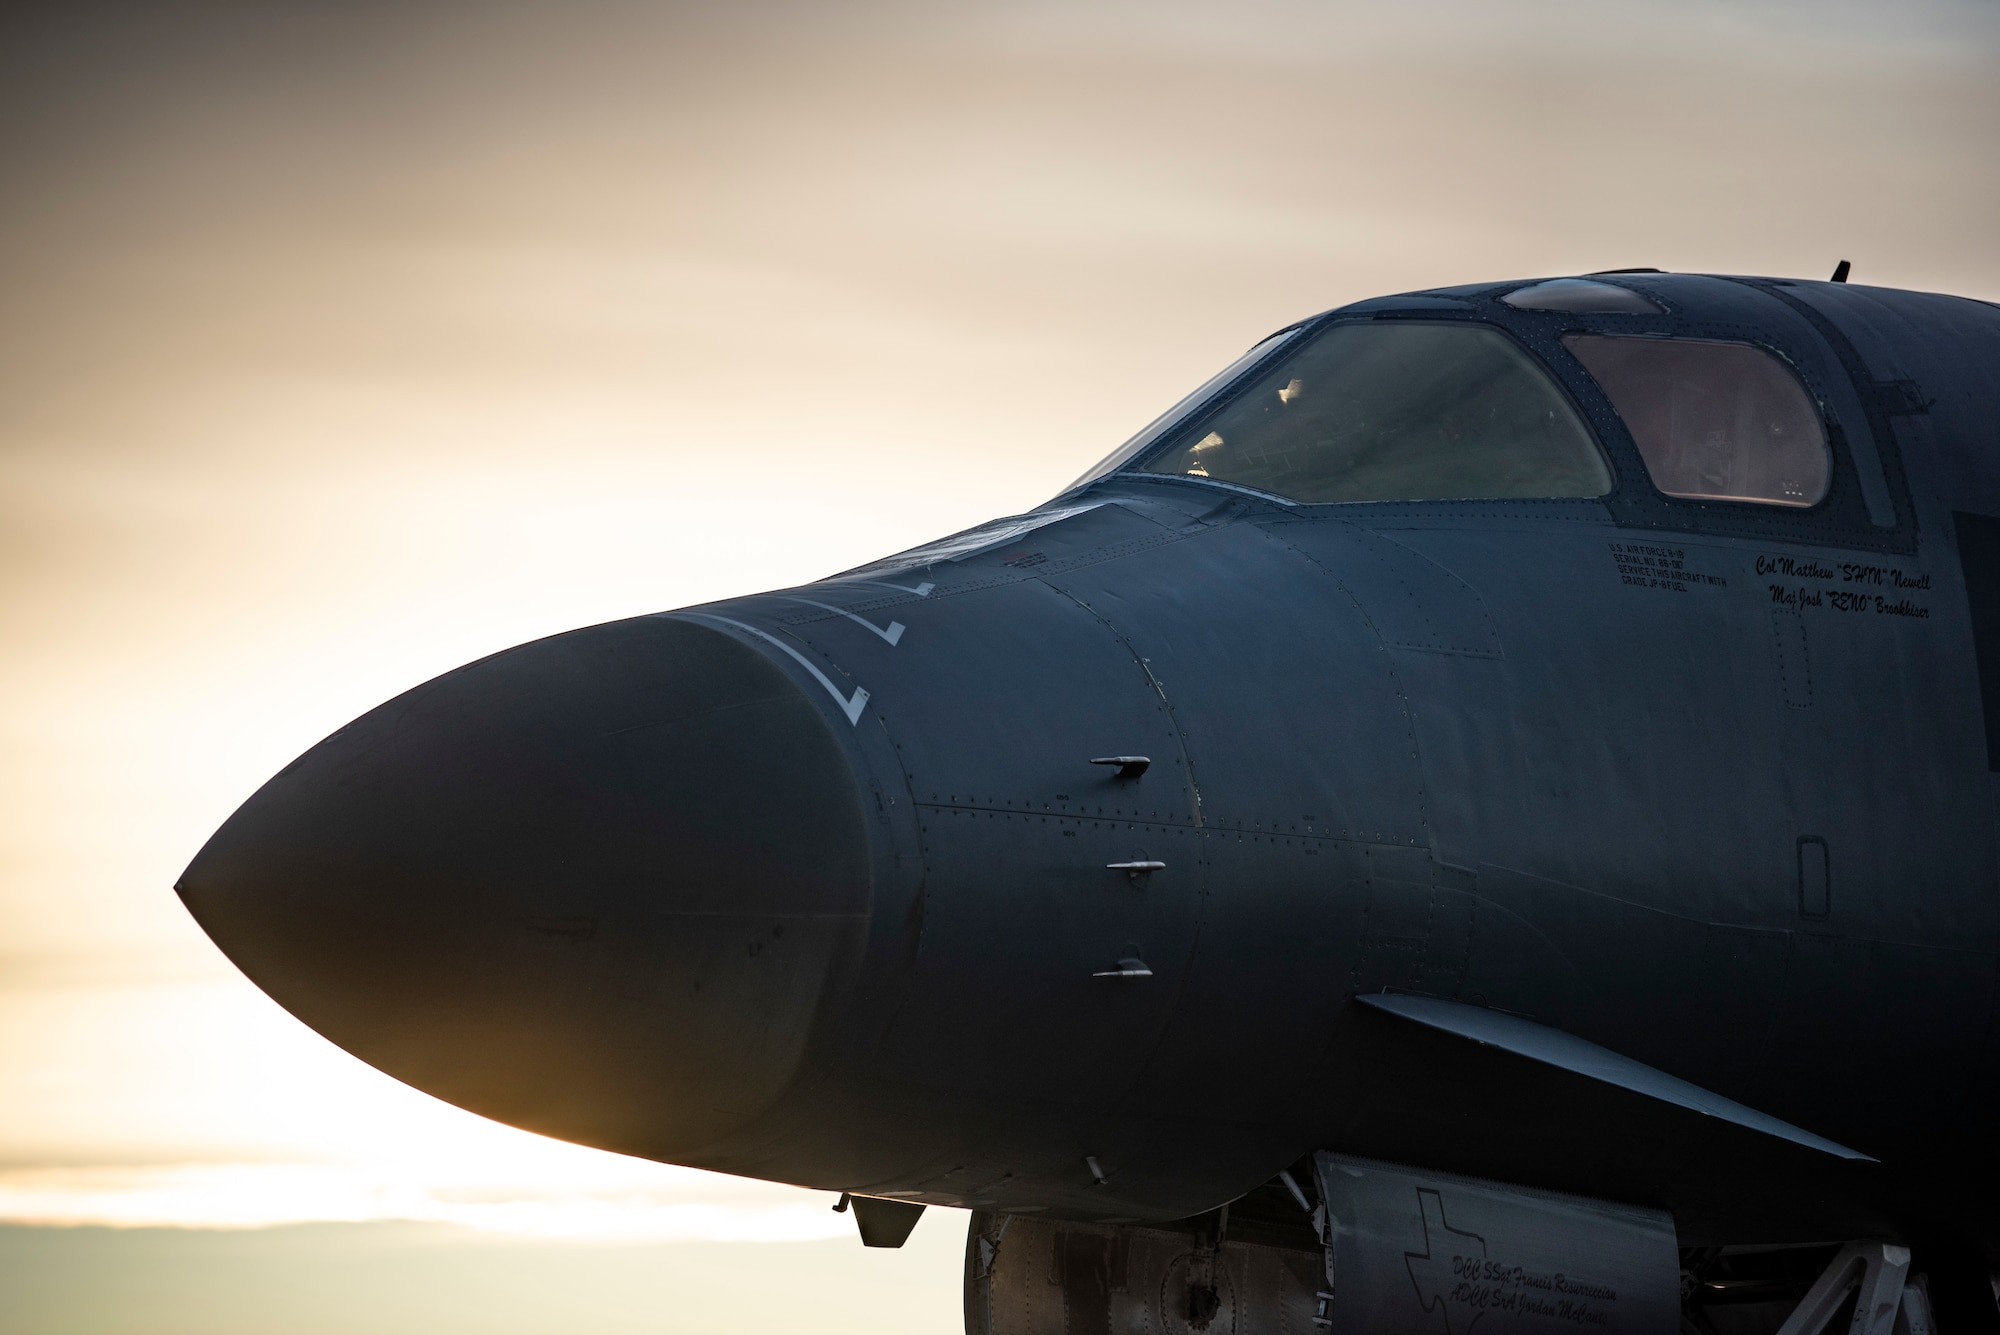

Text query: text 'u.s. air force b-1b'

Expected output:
[179,265,2000,1335]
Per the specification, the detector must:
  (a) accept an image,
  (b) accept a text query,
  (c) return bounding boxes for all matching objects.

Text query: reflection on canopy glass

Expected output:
[1134,323,1610,504]
[1064,329,1303,491]
[1565,335,1829,508]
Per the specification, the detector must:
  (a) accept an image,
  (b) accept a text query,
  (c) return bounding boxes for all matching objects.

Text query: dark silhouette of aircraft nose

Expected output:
[176,616,873,1160]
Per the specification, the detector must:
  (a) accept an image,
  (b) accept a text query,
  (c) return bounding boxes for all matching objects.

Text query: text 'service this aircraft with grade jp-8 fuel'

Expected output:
[178,267,2000,1335]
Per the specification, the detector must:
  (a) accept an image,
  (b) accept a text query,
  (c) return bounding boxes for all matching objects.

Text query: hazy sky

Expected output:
[0,0,1995,1328]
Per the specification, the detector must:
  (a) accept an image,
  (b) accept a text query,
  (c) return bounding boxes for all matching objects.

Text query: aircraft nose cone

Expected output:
[177,616,873,1159]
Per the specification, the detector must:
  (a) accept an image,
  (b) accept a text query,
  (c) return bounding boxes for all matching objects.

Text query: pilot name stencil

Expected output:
[1607,542,1727,594]
[1756,554,1931,590]
[1756,553,1932,620]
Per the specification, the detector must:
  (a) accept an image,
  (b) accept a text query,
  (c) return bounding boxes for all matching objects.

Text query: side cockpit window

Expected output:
[1133,323,1611,504]
[1565,335,1830,508]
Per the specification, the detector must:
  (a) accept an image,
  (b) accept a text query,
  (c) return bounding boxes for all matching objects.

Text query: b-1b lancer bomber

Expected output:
[179,267,2000,1335]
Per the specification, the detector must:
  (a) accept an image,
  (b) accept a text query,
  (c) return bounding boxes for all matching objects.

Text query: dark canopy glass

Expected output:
[1133,322,1610,504]
[1565,335,1829,508]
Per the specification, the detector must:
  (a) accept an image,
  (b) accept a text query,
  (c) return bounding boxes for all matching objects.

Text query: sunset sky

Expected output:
[2,1,1996,1329]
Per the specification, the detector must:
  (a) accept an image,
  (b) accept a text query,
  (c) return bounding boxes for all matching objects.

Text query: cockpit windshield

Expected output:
[1127,322,1611,504]
[1064,328,1304,492]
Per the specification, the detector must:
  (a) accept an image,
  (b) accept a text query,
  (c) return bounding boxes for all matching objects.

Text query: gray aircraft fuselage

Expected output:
[177,271,2000,1270]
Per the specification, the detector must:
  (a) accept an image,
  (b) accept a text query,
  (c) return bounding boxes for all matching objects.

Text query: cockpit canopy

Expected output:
[1075,289,1831,511]
[1134,322,1610,505]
